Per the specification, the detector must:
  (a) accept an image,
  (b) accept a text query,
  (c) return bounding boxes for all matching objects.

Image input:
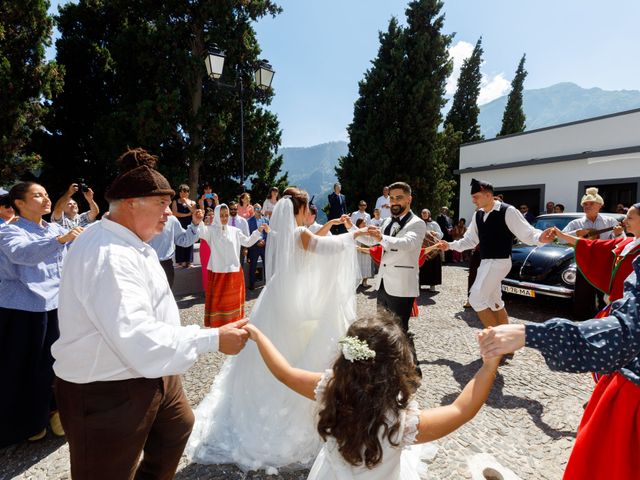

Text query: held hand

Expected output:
[218,318,250,355]
[354,226,369,238]
[192,208,204,225]
[259,224,270,233]
[243,323,261,341]
[366,225,382,242]
[437,240,450,251]
[478,325,526,359]
[83,187,95,200]
[57,226,84,244]
[339,214,353,229]
[539,227,557,244]
[257,239,266,248]
[552,227,577,245]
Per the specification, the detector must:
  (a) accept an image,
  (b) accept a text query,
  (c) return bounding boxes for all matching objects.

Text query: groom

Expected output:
[366,182,426,355]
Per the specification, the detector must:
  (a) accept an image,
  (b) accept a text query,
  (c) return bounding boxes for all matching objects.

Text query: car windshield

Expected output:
[534,217,573,231]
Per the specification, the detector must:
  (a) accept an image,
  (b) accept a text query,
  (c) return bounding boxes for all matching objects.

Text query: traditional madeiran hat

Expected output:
[470,178,493,194]
[105,148,175,201]
[580,187,604,206]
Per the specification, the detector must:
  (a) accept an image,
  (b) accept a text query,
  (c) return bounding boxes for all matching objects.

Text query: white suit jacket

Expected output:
[373,212,427,298]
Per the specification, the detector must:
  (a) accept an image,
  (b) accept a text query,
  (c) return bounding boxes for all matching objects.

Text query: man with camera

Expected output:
[52,181,100,229]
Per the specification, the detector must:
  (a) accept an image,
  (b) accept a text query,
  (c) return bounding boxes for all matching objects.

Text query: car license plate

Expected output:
[502,285,536,297]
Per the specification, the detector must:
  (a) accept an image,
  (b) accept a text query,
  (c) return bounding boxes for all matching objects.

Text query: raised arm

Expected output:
[415,354,500,443]
[52,183,77,221]
[83,188,100,221]
[244,324,322,400]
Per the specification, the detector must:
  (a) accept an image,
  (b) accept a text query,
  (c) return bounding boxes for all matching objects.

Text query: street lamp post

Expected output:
[204,48,275,190]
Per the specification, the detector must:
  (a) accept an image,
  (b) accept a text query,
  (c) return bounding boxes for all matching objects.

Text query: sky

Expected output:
[48,1,640,147]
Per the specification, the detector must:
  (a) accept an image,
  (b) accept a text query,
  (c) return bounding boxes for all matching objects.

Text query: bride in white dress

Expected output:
[187,187,364,472]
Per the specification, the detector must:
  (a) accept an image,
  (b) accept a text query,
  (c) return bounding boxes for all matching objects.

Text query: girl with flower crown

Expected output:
[243,313,500,479]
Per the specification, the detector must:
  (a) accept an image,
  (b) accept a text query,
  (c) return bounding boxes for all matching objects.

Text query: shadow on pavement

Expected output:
[0,436,67,480]
[175,293,205,310]
[419,357,577,440]
[175,462,308,479]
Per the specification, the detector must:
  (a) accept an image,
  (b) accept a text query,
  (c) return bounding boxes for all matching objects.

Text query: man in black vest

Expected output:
[439,179,555,329]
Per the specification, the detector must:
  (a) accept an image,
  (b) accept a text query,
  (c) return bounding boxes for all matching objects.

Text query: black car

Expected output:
[501,213,625,302]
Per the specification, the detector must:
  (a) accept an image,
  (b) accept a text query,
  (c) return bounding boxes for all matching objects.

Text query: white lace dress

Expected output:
[187,200,361,473]
[308,371,437,480]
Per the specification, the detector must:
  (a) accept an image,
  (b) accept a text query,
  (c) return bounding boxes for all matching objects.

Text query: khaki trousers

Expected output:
[55,375,194,480]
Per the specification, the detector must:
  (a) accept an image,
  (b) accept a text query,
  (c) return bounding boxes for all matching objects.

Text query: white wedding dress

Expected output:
[187,199,361,473]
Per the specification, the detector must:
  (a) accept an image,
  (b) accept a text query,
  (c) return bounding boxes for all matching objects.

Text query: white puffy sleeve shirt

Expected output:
[199,223,262,272]
[52,219,219,383]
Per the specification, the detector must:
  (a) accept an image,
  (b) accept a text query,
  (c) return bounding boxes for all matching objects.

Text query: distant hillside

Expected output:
[280,141,348,221]
[478,82,640,138]
[277,83,640,218]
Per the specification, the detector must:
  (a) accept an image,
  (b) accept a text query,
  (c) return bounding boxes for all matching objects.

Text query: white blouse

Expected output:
[198,223,262,272]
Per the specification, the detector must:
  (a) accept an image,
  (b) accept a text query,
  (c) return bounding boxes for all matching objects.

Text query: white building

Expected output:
[456,108,640,221]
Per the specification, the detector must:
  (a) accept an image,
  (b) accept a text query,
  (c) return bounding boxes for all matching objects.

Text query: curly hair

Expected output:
[317,312,420,468]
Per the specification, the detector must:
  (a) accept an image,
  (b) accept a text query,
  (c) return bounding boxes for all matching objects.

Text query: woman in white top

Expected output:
[244,313,500,479]
[198,204,267,327]
[187,187,366,472]
[262,186,279,218]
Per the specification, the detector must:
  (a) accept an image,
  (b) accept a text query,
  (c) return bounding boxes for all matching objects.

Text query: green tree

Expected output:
[391,0,453,212]
[336,16,405,210]
[498,54,527,136]
[248,153,289,206]
[0,0,63,182]
[337,0,453,214]
[444,37,483,144]
[39,0,284,204]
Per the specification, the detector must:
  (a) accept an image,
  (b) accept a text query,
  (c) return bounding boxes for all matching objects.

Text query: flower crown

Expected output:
[339,336,376,362]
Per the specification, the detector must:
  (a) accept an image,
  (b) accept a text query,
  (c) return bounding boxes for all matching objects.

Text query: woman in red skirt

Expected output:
[198,204,268,327]
[478,254,640,479]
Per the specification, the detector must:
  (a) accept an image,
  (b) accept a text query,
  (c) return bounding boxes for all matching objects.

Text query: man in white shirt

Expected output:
[374,186,391,219]
[51,182,100,228]
[52,148,249,480]
[350,200,371,226]
[439,178,555,331]
[562,187,625,320]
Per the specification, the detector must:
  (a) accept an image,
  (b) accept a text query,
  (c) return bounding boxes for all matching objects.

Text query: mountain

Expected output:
[478,82,640,138]
[279,141,348,221]
[277,83,640,219]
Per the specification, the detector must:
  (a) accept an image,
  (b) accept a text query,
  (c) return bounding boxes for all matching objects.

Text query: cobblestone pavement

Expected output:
[1,264,591,480]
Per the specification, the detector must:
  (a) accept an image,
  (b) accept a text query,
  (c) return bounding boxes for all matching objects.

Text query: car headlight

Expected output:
[561,267,577,285]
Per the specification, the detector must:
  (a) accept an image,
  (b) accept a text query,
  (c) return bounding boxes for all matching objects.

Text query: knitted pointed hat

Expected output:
[105,148,175,201]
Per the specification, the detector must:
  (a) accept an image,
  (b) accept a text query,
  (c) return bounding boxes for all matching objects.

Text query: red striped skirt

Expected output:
[204,270,245,327]
[563,373,640,479]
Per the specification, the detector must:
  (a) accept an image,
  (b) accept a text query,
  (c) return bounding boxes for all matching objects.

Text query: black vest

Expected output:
[476,203,514,259]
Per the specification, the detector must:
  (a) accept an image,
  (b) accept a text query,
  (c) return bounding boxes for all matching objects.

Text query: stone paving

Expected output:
[0,264,591,480]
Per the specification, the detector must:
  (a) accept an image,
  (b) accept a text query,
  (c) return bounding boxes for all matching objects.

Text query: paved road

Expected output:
[0,264,590,480]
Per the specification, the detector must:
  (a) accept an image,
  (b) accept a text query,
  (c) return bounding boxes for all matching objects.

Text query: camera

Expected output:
[77,178,89,193]
[205,193,215,199]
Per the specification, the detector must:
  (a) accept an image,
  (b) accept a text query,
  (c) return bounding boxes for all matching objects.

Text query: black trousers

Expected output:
[376,280,415,333]
[0,308,58,447]
[573,272,605,321]
[247,246,265,288]
[159,259,175,288]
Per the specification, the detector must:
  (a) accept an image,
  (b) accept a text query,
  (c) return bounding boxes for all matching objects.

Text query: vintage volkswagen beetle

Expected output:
[501,213,625,302]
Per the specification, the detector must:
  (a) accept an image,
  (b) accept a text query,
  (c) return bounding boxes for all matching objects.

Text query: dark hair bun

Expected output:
[116,148,158,174]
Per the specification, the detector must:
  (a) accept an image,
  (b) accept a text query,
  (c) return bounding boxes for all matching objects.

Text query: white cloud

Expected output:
[446,41,474,95]
[446,40,512,105]
[478,73,511,105]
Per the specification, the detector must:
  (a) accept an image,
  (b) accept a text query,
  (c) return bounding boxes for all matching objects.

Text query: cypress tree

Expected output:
[336,17,405,210]
[444,37,484,143]
[394,0,454,212]
[498,54,527,136]
[338,0,455,213]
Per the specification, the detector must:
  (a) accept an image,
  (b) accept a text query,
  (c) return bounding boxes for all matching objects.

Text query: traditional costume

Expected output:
[524,255,640,479]
[450,179,545,313]
[198,204,262,327]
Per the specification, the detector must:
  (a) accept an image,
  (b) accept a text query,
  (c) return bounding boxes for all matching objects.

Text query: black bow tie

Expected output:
[390,216,401,224]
